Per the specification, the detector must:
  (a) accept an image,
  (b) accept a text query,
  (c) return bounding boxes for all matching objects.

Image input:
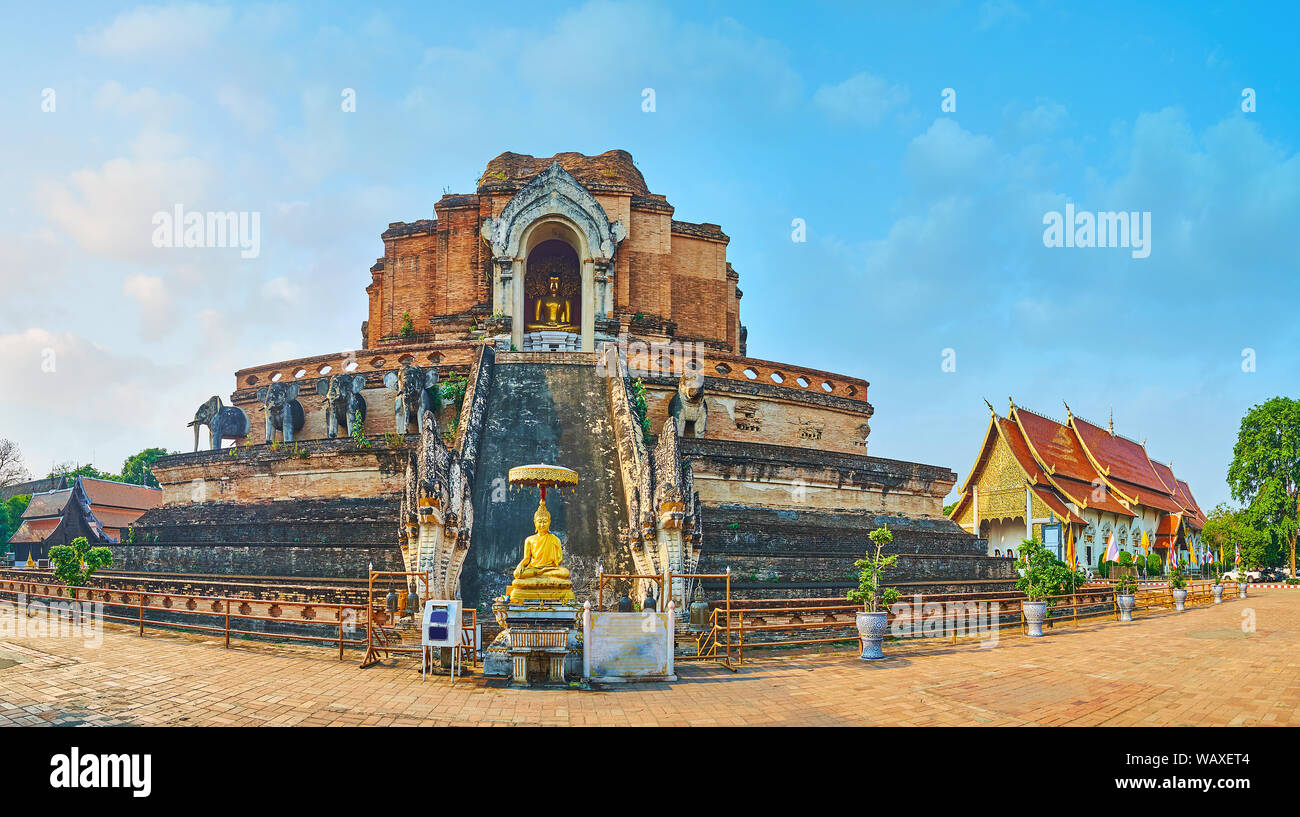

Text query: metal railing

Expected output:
[0,576,367,660]
[702,580,1243,665]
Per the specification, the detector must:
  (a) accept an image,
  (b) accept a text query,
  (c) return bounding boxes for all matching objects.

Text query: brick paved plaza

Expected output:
[2,591,1296,727]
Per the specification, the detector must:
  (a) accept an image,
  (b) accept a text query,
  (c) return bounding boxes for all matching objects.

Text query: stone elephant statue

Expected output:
[187,396,250,451]
[316,373,367,439]
[383,364,438,434]
[255,382,306,443]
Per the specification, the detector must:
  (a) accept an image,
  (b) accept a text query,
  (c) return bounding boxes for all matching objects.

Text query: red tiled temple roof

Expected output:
[1013,407,1101,484]
[79,477,161,512]
[1069,415,1170,497]
[951,399,1207,533]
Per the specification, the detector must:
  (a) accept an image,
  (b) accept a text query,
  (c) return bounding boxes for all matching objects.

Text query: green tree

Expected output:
[48,536,113,587]
[1202,503,1273,570]
[2,494,32,543]
[120,447,168,488]
[47,462,118,482]
[1226,397,1300,576]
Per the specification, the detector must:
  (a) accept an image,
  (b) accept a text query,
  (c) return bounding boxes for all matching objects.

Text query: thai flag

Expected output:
[1235,544,1241,566]
[1103,530,1119,563]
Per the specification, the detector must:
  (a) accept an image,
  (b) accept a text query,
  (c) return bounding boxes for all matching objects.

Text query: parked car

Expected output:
[1221,568,1262,582]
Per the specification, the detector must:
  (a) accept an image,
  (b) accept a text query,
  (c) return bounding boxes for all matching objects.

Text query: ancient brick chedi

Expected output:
[133,149,1013,604]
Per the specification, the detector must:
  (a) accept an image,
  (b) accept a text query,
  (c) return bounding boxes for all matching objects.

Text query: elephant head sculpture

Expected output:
[383,364,438,434]
[187,395,250,451]
[315,373,367,439]
[254,382,305,443]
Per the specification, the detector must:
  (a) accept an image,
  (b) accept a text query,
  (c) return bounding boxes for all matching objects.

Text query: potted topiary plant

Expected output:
[1211,573,1225,604]
[848,525,900,660]
[1237,571,1248,599]
[1114,574,1137,621]
[1168,566,1188,611]
[1015,538,1079,637]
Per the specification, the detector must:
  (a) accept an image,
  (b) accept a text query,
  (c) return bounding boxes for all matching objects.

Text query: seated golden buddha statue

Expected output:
[527,275,577,332]
[507,497,574,603]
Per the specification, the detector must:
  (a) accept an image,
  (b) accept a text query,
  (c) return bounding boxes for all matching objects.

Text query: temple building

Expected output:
[948,400,1206,569]
[132,149,1015,604]
[6,477,161,565]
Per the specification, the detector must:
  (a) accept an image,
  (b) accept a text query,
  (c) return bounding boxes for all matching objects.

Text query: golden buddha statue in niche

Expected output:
[528,275,576,331]
[507,496,574,603]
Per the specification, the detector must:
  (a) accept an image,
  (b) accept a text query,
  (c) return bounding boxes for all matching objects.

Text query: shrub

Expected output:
[1018,538,1085,601]
[1096,553,1111,578]
[48,536,113,587]
[1145,552,1162,575]
[847,525,900,613]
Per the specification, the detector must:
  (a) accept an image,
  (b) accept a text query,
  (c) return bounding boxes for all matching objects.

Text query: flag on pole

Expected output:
[1065,525,1077,570]
[1206,548,1214,566]
[1103,529,1120,563]
[1170,546,1179,569]
[1140,529,1150,557]
[1188,544,1199,567]
[1235,544,1241,566]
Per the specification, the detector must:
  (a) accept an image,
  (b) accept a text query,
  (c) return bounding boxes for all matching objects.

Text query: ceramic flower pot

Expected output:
[855,611,889,660]
[1117,594,1136,622]
[1212,584,1223,604]
[1237,582,1248,599]
[1022,600,1047,637]
[1171,588,1187,611]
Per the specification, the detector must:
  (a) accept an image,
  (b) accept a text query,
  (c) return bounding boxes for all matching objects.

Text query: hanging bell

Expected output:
[405,591,421,616]
[385,588,399,613]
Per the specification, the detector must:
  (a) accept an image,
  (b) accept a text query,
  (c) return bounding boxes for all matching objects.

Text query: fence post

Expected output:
[338,607,345,662]
[138,587,145,637]
[738,612,744,666]
[224,598,231,649]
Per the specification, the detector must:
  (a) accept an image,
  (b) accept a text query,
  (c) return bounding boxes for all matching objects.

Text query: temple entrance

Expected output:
[523,239,582,351]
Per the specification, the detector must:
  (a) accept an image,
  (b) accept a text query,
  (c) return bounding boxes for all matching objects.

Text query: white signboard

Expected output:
[582,604,676,682]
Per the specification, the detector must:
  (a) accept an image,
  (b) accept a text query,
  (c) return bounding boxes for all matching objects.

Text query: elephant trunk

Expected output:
[189,420,200,452]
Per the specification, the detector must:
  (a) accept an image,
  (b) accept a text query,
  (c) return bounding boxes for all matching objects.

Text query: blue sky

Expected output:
[1,1,1297,510]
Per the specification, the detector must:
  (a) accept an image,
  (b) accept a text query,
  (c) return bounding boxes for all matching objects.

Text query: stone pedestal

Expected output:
[523,331,580,352]
[483,602,581,684]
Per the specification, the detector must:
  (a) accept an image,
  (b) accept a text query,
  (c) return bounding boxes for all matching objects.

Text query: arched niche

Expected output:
[481,163,626,352]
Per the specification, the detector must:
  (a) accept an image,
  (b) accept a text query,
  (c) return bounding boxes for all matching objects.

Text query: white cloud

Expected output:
[94,81,186,122]
[260,275,300,302]
[813,72,910,128]
[1014,101,1068,138]
[77,3,232,58]
[36,155,212,262]
[903,118,999,193]
[0,329,183,473]
[123,274,175,340]
[218,85,275,135]
[977,0,1027,31]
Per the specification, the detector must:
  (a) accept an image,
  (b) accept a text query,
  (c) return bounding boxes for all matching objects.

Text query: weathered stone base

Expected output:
[484,603,583,682]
